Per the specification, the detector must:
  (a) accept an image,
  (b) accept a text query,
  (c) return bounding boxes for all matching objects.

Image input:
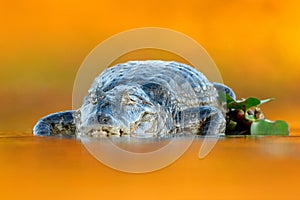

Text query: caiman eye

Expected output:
[122,91,138,105]
[127,97,137,105]
[140,112,153,122]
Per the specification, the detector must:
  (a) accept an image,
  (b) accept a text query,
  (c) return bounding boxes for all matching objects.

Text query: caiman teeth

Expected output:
[102,126,120,136]
[80,126,130,137]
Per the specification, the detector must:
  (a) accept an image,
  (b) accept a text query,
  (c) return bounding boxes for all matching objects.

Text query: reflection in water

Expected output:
[108,136,173,153]
[81,134,195,173]
[1,132,300,199]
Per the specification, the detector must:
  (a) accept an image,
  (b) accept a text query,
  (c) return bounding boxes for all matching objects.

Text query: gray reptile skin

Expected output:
[33,60,236,137]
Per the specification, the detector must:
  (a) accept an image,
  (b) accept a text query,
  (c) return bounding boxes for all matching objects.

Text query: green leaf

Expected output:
[225,95,288,136]
[225,93,235,104]
[227,96,261,111]
[227,101,244,110]
[218,92,234,104]
[250,119,289,136]
[244,97,261,110]
[226,96,275,112]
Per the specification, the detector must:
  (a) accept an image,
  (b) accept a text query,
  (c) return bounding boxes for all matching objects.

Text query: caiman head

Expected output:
[76,85,161,138]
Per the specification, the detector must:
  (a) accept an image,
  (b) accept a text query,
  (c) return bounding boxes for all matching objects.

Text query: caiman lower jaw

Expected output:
[78,126,130,137]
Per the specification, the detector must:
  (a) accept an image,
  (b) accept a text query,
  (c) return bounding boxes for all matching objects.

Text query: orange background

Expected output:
[1,0,300,131]
[1,1,300,200]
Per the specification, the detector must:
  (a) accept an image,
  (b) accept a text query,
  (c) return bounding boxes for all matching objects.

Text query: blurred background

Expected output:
[0,0,299,132]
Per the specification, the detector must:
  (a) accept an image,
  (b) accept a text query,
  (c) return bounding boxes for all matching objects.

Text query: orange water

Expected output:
[1,132,300,200]
[1,1,300,199]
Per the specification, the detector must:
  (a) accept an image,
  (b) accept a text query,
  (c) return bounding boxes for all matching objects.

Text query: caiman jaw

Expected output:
[79,126,130,137]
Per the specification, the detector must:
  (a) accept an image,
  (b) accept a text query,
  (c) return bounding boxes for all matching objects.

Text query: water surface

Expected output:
[1,131,300,199]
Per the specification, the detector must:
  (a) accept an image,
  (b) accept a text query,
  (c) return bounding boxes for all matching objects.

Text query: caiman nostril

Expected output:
[97,113,112,124]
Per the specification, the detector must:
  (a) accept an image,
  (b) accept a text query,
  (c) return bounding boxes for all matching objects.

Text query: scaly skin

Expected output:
[33,60,235,137]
